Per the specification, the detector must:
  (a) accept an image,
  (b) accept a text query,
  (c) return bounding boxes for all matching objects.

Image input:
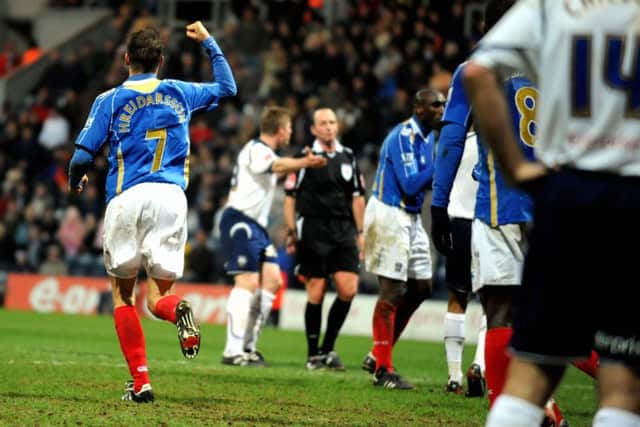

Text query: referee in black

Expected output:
[284,107,365,371]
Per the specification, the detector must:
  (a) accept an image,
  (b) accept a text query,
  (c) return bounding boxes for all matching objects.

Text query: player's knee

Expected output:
[265,274,283,294]
[338,287,357,302]
[147,264,178,282]
[107,259,140,279]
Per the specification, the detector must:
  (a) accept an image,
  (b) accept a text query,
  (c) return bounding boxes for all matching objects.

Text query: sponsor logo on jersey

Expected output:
[265,244,277,258]
[237,256,247,267]
[401,153,415,163]
[284,173,296,190]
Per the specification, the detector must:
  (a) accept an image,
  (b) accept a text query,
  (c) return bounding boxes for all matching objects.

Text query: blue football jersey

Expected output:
[371,116,434,213]
[432,62,473,209]
[74,38,235,203]
[474,75,538,226]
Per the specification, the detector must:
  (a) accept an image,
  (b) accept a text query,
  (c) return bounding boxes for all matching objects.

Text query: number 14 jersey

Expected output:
[472,0,640,176]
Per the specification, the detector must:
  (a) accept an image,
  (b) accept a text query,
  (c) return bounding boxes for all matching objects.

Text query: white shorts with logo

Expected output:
[471,219,526,292]
[103,182,187,280]
[364,197,432,281]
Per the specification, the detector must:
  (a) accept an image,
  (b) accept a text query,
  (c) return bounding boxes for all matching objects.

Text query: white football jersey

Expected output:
[226,139,278,228]
[448,131,479,220]
[472,1,640,176]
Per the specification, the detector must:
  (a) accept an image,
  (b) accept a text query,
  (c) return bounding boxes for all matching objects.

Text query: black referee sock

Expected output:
[305,302,322,357]
[321,297,352,354]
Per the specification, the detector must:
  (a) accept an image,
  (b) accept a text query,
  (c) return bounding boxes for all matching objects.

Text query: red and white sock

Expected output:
[372,300,396,372]
[484,327,513,408]
[572,350,598,378]
[153,294,181,323]
[114,305,150,392]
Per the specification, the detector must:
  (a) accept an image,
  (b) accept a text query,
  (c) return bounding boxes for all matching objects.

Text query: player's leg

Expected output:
[468,314,487,397]
[371,275,414,389]
[296,218,332,369]
[487,171,597,426]
[223,273,259,364]
[472,220,526,407]
[218,208,264,365]
[445,288,468,394]
[241,260,282,364]
[319,271,357,370]
[111,275,153,402]
[304,276,328,369]
[320,241,360,370]
[139,183,198,359]
[478,286,518,406]
[593,179,640,426]
[102,186,152,402]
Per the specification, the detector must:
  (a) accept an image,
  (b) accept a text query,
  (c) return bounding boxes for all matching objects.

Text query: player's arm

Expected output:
[271,149,326,174]
[432,65,471,209]
[283,194,297,254]
[350,155,366,256]
[389,130,433,197]
[183,21,237,112]
[283,171,298,254]
[68,91,112,192]
[352,194,365,259]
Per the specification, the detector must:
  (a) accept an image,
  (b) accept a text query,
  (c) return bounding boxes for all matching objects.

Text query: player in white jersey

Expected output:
[464,1,640,426]
[432,129,487,396]
[219,106,326,366]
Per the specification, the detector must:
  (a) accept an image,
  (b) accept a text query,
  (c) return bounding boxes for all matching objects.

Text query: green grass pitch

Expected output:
[0,309,597,426]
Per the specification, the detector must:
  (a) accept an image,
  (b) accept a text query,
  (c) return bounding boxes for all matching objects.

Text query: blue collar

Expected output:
[127,73,156,81]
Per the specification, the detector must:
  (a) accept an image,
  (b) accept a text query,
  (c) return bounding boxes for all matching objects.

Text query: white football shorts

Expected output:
[103,182,187,280]
[364,197,432,281]
[471,219,526,292]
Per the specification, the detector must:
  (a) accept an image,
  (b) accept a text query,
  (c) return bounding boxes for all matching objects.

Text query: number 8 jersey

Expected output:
[75,73,222,202]
[472,0,640,176]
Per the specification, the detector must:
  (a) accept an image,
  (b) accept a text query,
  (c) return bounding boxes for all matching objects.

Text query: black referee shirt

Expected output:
[284,140,365,219]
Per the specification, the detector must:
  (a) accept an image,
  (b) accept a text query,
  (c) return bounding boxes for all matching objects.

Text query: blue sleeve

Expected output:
[389,129,433,198]
[180,37,237,114]
[68,147,94,189]
[432,122,467,207]
[74,90,113,154]
[442,63,472,127]
[432,63,472,208]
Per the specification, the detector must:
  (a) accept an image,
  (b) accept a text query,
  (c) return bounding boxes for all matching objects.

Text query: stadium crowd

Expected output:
[0,0,482,288]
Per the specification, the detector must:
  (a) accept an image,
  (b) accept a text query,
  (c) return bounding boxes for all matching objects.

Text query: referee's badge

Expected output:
[341,163,353,181]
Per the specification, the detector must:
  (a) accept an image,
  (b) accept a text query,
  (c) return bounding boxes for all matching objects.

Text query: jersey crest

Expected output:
[341,163,353,181]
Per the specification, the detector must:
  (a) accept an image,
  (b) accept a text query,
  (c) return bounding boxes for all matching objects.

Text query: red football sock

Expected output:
[572,350,598,378]
[372,300,396,372]
[114,305,150,392]
[154,294,181,323]
[484,327,513,408]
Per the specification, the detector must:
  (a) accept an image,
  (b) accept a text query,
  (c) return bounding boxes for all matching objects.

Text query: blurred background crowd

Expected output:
[0,0,484,294]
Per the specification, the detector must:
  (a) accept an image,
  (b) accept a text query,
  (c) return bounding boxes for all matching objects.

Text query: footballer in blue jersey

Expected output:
[431,61,487,397]
[67,22,237,403]
[450,3,568,423]
[362,88,445,389]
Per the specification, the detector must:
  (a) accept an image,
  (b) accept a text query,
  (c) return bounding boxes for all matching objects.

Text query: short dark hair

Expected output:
[414,88,441,106]
[484,0,515,33]
[260,106,291,135]
[126,27,163,73]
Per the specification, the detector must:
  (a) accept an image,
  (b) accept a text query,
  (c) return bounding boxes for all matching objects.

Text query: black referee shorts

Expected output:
[512,169,640,369]
[445,218,472,294]
[296,217,360,278]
